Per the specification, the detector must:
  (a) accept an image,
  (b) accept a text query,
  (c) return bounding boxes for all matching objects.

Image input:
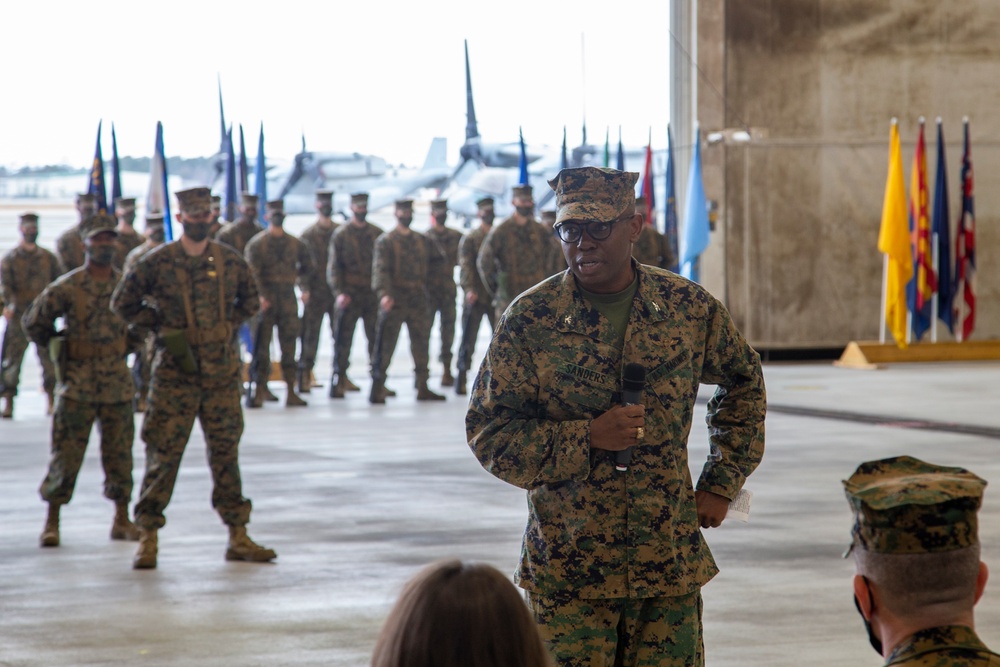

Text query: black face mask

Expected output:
[319,204,333,217]
[89,245,116,266]
[147,229,166,243]
[515,205,534,218]
[397,216,413,228]
[183,222,211,242]
[853,581,883,656]
[23,232,39,244]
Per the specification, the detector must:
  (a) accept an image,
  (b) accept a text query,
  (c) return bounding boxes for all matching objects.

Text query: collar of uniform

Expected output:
[885,625,991,665]
[549,260,671,338]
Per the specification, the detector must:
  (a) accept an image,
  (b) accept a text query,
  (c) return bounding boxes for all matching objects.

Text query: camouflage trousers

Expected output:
[299,291,335,372]
[2,313,56,397]
[526,589,704,667]
[456,299,496,373]
[135,377,252,530]
[252,294,301,377]
[332,292,377,376]
[426,288,456,366]
[131,335,155,402]
[39,396,135,505]
[372,297,431,378]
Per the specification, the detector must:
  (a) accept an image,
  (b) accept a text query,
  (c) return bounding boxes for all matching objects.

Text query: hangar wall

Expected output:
[695,0,998,348]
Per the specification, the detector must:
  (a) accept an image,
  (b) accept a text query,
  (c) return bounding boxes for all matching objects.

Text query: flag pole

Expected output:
[931,240,939,342]
[879,255,888,344]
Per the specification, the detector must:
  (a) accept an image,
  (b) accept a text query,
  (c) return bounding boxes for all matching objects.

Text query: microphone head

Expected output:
[623,362,646,392]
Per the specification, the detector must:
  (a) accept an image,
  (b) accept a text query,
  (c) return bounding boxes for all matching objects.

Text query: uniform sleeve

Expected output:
[476,230,498,297]
[371,236,390,300]
[21,282,64,346]
[0,256,12,305]
[231,256,261,324]
[694,298,766,499]
[327,233,342,295]
[466,314,593,490]
[457,234,475,292]
[297,239,314,287]
[111,259,160,330]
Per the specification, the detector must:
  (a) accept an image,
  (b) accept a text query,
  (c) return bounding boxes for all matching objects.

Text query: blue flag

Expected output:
[681,125,710,282]
[238,124,249,194]
[254,123,268,225]
[664,124,680,272]
[933,119,954,333]
[87,120,108,213]
[109,123,122,209]
[221,127,237,224]
[146,122,172,241]
[616,126,625,171]
[517,126,528,186]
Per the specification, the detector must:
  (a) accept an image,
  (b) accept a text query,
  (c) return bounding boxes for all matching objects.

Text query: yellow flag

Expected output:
[877,121,914,348]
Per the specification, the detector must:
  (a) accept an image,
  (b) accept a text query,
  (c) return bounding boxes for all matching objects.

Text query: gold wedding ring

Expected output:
[636,426,644,440]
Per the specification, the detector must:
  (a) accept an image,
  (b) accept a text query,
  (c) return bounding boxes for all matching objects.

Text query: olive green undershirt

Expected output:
[578,273,639,351]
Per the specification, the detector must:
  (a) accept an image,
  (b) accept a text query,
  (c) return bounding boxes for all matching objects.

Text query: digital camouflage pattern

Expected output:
[425,224,463,366]
[21,268,136,507]
[1,242,61,397]
[244,230,313,376]
[215,219,263,255]
[111,240,259,529]
[457,224,496,372]
[298,219,340,373]
[633,224,675,270]
[550,166,636,224]
[843,455,987,555]
[476,217,552,320]
[55,225,85,273]
[527,589,704,667]
[371,228,433,378]
[466,262,766,599]
[123,239,164,405]
[884,626,1000,666]
[327,221,383,376]
[113,230,145,270]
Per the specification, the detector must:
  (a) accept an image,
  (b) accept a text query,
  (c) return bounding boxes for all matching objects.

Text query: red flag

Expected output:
[954,118,976,340]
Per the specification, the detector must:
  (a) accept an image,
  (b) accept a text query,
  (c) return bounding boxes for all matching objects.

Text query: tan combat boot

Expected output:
[225,526,277,562]
[343,376,361,392]
[329,373,346,399]
[283,371,307,407]
[416,378,446,402]
[39,503,60,547]
[455,369,468,396]
[2,396,13,419]
[260,383,280,402]
[110,503,140,541]
[441,367,455,387]
[369,379,387,405]
[248,383,265,408]
[133,528,158,569]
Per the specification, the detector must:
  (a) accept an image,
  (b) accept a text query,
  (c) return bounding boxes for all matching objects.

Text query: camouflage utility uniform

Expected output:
[633,224,675,270]
[23,268,136,508]
[123,238,164,410]
[244,230,313,396]
[113,231,145,270]
[297,219,339,388]
[882,626,1000,666]
[327,221,382,391]
[1,243,61,401]
[370,228,434,401]
[215,218,263,255]
[111,240,259,530]
[467,262,766,667]
[476,216,551,321]
[424,225,463,374]
[55,226,85,274]
[456,224,496,383]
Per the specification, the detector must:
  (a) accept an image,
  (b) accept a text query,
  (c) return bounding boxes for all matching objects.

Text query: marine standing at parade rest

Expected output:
[55,193,98,273]
[112,197,145,270]
[467,167,766,667]
[296,189,340,394]
[244,199,313,408]
[122,213,167,413]
[369,200,445,404]
[844,456,1000,666]
[539,209,568,277]
[327,192,382,398]
[424,199,463,387]
[476,184,551,322]
[1,213,62,418]
[22,213,141,548]
[631,195,675,270]
[454,197,497,396]
[112,186,276,570]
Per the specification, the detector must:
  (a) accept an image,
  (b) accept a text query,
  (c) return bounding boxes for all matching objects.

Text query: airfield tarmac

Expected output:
[1,202,998,666]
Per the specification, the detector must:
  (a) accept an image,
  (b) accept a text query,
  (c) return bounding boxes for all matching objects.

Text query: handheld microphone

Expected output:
[615,363,646,472]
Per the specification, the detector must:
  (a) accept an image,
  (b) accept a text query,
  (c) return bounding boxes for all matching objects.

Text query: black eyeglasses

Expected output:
[553,213,630,244]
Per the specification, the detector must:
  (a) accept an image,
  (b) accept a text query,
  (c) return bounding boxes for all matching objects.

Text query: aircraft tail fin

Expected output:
[421,137,449,170]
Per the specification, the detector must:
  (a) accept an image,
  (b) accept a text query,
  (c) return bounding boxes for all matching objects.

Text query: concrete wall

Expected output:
[697,0,999,348]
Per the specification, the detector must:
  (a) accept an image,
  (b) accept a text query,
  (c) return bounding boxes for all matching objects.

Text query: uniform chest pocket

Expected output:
[539,362,615,421]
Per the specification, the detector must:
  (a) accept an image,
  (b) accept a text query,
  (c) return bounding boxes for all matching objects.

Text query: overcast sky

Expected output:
[2,0,672,169]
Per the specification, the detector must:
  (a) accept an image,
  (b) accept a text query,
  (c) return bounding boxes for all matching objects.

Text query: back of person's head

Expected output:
[371,560,551,667]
